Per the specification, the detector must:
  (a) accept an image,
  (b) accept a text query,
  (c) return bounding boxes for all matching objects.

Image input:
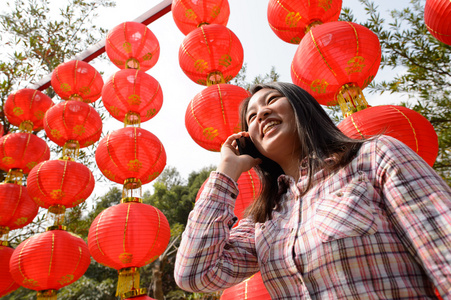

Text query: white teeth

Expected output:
[263,121,281,135]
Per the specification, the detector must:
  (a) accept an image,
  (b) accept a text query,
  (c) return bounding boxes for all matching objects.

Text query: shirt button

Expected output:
[336,192,343,197]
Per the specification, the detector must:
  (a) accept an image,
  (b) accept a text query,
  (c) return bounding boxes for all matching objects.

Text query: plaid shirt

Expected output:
[175,136,451,299]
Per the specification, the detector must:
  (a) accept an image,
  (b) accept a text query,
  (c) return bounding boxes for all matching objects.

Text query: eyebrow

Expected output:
[247,89,278,115]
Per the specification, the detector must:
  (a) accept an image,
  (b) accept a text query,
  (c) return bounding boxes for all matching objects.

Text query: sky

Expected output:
[10,0,414,201]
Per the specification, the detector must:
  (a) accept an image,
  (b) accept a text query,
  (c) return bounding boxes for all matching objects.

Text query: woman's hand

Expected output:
[216,132,262,182]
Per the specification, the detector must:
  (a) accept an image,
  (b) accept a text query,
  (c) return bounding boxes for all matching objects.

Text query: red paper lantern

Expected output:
[26,159,95,210]
[88,201,170,270]
[0,133,50,174]
[267,0,343,44]
[95,127,166,186]
[172,0,230,35]
[102,69,163,125]
[220,272,271,299]
[0,183,38,234]
[51,60,104,103]
[106,22,160,71]
[196,169,260,222]
[185,84,250,151]
[44,100,102,149]
[424,0,451,45]
[4,89,54,132]
[179,24,244,85]
[337,105,439,166]
[0,245,20,297]
[9,229,90,295]
[291,21,381,108]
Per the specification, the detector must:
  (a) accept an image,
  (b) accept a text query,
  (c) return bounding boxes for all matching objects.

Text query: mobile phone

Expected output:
[236,136,262,159]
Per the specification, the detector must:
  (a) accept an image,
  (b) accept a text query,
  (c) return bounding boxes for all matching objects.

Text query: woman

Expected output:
[174,82,451,299]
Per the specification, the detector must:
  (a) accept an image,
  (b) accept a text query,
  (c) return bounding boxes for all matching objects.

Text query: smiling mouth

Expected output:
[263,120,281,135]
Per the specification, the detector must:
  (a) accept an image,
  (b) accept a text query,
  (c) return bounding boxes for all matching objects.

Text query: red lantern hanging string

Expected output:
[87,199,171,296]
[4,89,54,133]
[337,105,439,166]
[424,0,451,45]
[185,84,250,151]
[51,60,104,103]
[102,69,164,126]
[267,0,343,44]
[172,0,230,35]
[179,24,244,86]
[0,181,39,242]
[291,21,381,116]
[26,158,95,226]
[0,132,50,175]
[43,100,102,160]
[9,227,91,300]
[95,127,167,198]
[105,22,160,71]
[0,243,20,297]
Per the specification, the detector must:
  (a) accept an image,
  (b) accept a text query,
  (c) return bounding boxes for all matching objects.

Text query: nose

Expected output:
[257,107,271,122]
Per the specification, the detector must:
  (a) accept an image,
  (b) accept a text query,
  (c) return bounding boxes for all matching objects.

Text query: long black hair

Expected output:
[240,82,366,223]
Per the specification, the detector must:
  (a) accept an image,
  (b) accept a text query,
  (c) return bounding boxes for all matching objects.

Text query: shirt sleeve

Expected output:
[174,171,259,293]
[375,135,451,298]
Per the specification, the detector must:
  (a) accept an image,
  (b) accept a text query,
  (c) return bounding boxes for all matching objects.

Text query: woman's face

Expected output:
[245,88,301,164]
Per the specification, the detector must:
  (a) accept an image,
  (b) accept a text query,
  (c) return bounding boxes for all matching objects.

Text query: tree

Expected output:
[0,0,114,173]
[340,0,451,184]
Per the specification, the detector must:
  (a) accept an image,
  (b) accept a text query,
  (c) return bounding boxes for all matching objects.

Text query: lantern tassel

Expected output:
[37,289,57,300]
[116,267,140,296]
[336,84,369,118]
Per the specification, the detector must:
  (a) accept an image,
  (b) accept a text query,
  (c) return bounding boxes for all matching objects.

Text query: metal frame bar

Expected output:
[32,0,172,91]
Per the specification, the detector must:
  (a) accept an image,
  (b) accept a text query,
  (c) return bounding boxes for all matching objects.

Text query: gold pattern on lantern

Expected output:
[60,83,71,93]
[211,5,221,17]
[127,94,141,105]
[58,274,74,285]
[13,106,24,116]
[219,54,232,67]
[79,86,91,96]
[195,59,208,72]
[185,9,197,20]
[142,52,153,61]
[33,197,45,207]
[119,252,133,264]
[127,159,142,172]
[285,12,302,28]
[336,84,369,117]
[203,127,219,140]
[14,217,28,226]
[73,124,86,136]
[310,79,329,94]
[50,189,65,200]
[26,161,37,170]
[148,171,160,182]
[318,0,333,10]
[51,129,62,139]
[23,278,39,287]
[146,109,156,118]
[345,56,366,74]
[103,169,116,181]
[34,110,45,120]
[109,106,121,116]
[2,157,14,165]
[122,42,133,53]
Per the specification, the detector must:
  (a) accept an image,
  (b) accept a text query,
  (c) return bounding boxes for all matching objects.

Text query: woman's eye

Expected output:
[248,114,256,123]
[267,96,279,104]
